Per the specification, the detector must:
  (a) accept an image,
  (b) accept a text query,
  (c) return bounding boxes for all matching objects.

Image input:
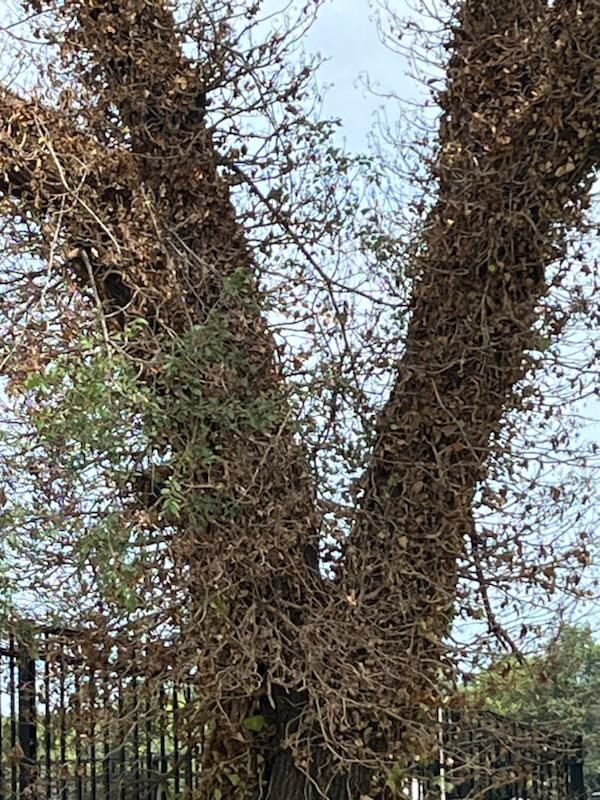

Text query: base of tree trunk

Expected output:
[265,746,371,800]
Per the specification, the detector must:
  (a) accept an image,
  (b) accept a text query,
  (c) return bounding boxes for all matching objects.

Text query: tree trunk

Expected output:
[265,751,370,800]
[261,689,372,800]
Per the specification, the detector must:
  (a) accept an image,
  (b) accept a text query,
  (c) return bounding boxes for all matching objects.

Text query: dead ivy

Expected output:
[0,0,599,797]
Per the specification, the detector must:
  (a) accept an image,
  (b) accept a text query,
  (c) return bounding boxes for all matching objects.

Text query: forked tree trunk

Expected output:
[1,1,600,798]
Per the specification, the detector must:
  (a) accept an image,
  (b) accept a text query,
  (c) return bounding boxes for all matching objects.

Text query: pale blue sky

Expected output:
[304,0,413,149]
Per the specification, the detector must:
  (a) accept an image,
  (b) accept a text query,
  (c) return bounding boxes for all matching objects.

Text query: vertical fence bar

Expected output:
[531,746,541,800]
[552,752,560,800]
[144,690,152,800]
[569,735,585,800]
[18,646,38,798]
[1,644,5,800]
[184,686,192,795]
[118,677,125,800]
[478,723,487,800]
[73,670,83,800]
[132,674,140,800]
[59,652,67,800]
[543,752,552,800]
[0,644,5,800]
[158,686,166,783]
[172,684,179,797]
[553,751,561,800]
[103,676,110,800]
[9,635,17,800]
[44,636,51,800]
[90,670,97,800]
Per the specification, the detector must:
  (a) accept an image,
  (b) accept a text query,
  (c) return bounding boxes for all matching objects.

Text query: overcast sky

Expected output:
[295,0,423,150]
[305,0,405,148]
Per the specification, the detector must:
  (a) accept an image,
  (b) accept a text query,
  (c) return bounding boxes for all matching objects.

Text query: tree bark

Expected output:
[264,689,372,800]
[265,752,369,800]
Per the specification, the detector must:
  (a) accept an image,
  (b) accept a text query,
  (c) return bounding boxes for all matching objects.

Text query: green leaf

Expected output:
[242,714,266,733]
[23,373,41,389]
[536,336,552,352]
[385,762,408,790]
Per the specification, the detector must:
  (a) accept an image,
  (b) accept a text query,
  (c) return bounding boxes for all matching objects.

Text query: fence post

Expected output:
[569,735,586,800]
[18,646,38,797]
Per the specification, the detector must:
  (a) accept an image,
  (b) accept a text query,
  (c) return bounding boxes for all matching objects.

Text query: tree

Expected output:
[469,625,600,792]
[0,0,598,798]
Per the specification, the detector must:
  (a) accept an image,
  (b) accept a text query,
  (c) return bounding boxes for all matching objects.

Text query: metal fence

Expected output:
[0,629,587,800]
[436,710,586,799]
[1,630,203,800]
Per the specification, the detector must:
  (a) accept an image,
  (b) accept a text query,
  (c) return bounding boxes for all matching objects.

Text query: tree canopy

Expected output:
[0,1,598,797]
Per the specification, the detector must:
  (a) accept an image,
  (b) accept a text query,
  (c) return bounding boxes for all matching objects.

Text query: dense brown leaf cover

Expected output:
[0,0,599,797]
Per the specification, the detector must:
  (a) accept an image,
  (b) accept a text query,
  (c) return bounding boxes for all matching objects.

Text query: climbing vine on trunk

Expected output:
[0,1,598,797]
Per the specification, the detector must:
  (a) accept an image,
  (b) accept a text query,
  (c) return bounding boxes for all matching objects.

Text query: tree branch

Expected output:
[1,9,327,794]
[317,0,600,755]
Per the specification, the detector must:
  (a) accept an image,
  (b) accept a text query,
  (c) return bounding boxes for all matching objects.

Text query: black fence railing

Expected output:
[1,630,203,800]
[438,710,586,799]
[0,629,587,800]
